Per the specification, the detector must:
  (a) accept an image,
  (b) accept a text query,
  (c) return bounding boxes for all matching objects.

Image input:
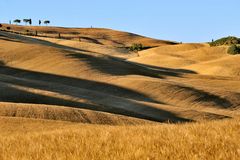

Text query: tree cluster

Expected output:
[12,19,50,26]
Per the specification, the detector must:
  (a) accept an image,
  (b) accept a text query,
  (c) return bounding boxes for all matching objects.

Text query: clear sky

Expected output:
[0,0,239,42]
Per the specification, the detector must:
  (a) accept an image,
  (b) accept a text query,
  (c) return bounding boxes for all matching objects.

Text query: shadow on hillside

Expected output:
[66,52,162,77]
[1,83,164,122]
[0,31,197,78]
[0,61,5,66]
[0,34,23,43]
[1,85,192,123]
[0,66,158,103]
[0,31,91,53]
[80,36,104,45]
[65,51,194,78]
[98,34,125,46]
[128,61,198,74]
[0,85,192,123]
[174,84,233,109]
[67,52,195,78]
[0,65,193,123]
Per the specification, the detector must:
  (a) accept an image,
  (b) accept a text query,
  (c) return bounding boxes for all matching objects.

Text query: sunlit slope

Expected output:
[0,103,152,125]
[0,30,239,123]
[184,55,240,76]
[130,43,240,77]
[1,24,176,47]
[0,31,191,123]
[130,43,224,68]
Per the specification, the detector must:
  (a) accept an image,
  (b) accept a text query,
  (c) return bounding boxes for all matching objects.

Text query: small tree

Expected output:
[39,20,41,26]
[23,19,29,25]
[29,19,32,25]
[129,43,144,52]
[13,19,21,25]
[44,20,50,26]
[23,19,32,25]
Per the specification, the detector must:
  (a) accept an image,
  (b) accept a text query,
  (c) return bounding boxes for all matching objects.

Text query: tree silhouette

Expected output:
[23,19,32,25]
[39,20,41,26]
[44,20,50,26]
[13,19,21,25]
[23,19,29,25]
[29,19,32,25]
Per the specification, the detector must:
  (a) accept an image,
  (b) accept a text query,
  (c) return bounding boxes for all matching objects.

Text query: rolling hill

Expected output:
[0,24,239,159]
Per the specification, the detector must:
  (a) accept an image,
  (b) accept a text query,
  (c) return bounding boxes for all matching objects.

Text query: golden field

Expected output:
[0,117,239,160]
[0,24,240,159]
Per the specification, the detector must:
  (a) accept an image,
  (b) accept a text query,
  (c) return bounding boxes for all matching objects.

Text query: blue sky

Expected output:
[0,0,239,42]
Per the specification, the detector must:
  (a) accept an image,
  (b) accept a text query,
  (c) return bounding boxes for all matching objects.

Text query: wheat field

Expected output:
[0,24,240,160]
[0,117,239,160]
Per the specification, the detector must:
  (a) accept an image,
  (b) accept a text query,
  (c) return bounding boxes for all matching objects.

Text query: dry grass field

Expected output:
[0,117,239,160]
[0,24,240,159]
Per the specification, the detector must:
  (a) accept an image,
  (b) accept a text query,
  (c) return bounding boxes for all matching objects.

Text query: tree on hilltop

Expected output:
[23,19,29,25]
[13,19,21,25]
[44,20,50,26]
[23,19,32,25]
[29,19,32,25]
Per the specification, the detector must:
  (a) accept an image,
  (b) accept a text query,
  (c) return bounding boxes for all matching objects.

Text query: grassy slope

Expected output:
[0,26,240,121]
[0,24,239,160]
[0,102,153,125]
[0,116,239,160]
[130,43,240,77]
[1,29,239,123]
[0,24,176,47]
[25,35,240,115]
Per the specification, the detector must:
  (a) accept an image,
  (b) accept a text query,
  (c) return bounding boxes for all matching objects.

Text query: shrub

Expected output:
[210,36,240,47]
[227,45,240,55]
[129,43,144,52]
[0,24,2,27]
[6,27,11,30]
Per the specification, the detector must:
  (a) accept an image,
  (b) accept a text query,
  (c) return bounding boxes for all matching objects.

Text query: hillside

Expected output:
[130,43,240,77]
[0,24,240,159]
[1,29,239,123]
[0,24,176,47]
